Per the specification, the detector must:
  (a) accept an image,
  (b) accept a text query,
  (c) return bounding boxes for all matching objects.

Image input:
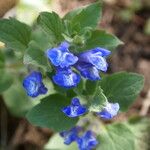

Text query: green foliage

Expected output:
[44,118,150,150]
[84,80,98,96]
[0,18,31,51]
[0,50,5,69]
[0,70,13,94]
[3,81,35,117]
[88,87,107,112]
[37,12,65,43]
[81,30,123,52]
[97,118,150,150]
[0,4,147,150]
[23,41,51,71]
[31,27,52,51]
[64,2,102,29]
[100,72,144,111]
[128,118,150,150]
[26,94,78,131]
[97,123,135,150]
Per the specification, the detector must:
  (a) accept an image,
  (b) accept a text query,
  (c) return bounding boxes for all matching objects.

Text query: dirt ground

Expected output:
[0,0,150,149]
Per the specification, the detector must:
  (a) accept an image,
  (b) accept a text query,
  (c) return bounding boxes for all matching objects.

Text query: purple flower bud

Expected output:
[62,98,87,117]
[23,71,47,97]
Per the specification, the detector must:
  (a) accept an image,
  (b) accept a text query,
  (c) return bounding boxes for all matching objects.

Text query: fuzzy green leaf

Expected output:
[0,70,13,93]
[80,30,123,52]
[88,86,107,112]
[37,12,65,43]
[97,123,135,150]
[64,2,102,29]
[23,41,51,71]
[0,18,31,51]
[100,72,144,111]
[26,94,78,131]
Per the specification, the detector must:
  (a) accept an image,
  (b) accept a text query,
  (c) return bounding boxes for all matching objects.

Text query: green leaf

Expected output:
[80,30,123,52]
[0,50,5,69]
[128,118,150,150]
[64,7,83,21]
[23,41,51,71]
[44,133,78,150]
[0,70,13,93]
[37,12,65,43]
[3,81,35,117]
[26,94,78,132]
[31,27,52,51]
[64,2,102,29]
[100,72,144,111]
[84,80,98,96]
[0,18,31,51]
[88,86,107,112]
[97,123,135,150]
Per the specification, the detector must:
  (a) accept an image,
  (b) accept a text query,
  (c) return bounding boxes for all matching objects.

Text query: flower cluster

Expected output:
[60,98,119,149]
[22,41,120,150]
[62,98,119,120]
[60,127,98,150]
[46,41,111,88]
[23,41,111,97]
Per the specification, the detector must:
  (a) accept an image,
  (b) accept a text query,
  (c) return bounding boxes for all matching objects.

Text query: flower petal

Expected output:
[62,98,87,117]
[23,71,47,97]
[52,68,80,88]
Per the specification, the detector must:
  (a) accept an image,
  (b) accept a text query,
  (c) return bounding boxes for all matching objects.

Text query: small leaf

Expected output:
[0,70,13,93]
[26,94,78,132]
[100,72,144,111]
[80,30,123,52]
[97,123,135,150]
[64,2,102,29]
[37,12,65,43]
[0,18,31,51]
[23,41,51,71]
[88,86,107,112]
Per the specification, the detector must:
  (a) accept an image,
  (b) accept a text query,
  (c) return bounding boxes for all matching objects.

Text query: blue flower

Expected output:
[60,126,82,145]
[23,71,47,97]
[78,47,110,72]
[62,98,87,117]
[46,41,78,68]
[75,62,100,81]
[97,102,120,119]
[77,130,98,150]
[52,67,80,88]
[75,47,111,80]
